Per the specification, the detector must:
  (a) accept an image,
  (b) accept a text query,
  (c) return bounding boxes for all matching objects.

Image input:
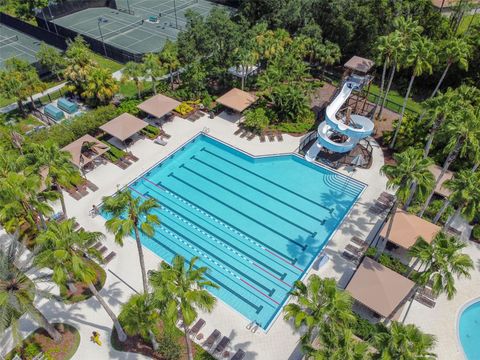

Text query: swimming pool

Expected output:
[108,134,365,330]
[459,300,480,360]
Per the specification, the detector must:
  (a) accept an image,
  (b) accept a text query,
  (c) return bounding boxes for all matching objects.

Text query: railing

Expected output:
[298,130,318,154]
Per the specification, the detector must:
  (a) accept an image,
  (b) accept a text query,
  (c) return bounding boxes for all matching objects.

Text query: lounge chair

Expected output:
[154,136,168,146]
[189,318,205,336]
[98,246,108,254]
[380,191,395,202]
[127,152,139,162]
[103,251,116,264]
[234,127,243,136]
[85,180,99,192]
[214,336,231,354]
[415,293,436,308]
[247,132,256,140]
[342,250,359,264]
[345,244,366,255]
[76,185,88,197]
[231,349,246,360]
[259,133,266,142]
[115,159,129,169]
[239,129,248,138]
[121,157,133,165]
[204,329,221,349]
[66,188,82,200]
[351,236,367,246]
[275,131,284,141]
[267,131,275,142]
[159,129,171,139]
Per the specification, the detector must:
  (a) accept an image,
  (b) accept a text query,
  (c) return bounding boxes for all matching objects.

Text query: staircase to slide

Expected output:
[305,76,374,162]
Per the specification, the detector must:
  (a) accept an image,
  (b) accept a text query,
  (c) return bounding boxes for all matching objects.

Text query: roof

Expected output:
[61,134,110,168]
[99,113,148,142]
[346,257,415,318]
[344,56,374,74]
[431,0,480,8]
[216,88,258,112]
[380,209,441,249]
[137,94,181,118]
[429,164,454,197]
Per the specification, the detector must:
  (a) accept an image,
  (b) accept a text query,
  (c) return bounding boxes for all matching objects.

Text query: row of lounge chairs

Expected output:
[187,318,246,359]
[188,111,203,122]
[66,180,99,201]
[415,286,437,308]
[342,236,369,265]
[88,240,116,265]
[234,127,284,142]
[369,191,396,215]
[114,152,139,170]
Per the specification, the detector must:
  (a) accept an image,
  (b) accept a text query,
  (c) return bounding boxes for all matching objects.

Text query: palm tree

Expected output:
[64,36,95,95]
[102,190,161,294]
[419,106,480,216]
[375,322,436,359]
[438,170,480,229]
[304,328,371,360]
[283,276,355,346]
[118,293,160,348]
[390,36,437,149]
[159,40,180,89]
[143,53,165,95]
[35,219,127,341]
[149,255,219,360]
[377,148,435,258]
[82,68,119,105]
[27,143,81,217]
[409,232,473,299]
[122,61,144,99]
[233,46,259,90]
[0,238,62,342]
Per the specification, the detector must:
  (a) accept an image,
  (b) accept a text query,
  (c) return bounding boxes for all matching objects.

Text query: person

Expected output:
[90,205,99,217]
[91,331,102,346]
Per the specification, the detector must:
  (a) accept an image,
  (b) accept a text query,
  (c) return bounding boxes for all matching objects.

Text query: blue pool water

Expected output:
[105,135,364,329]
[459,300,480,360]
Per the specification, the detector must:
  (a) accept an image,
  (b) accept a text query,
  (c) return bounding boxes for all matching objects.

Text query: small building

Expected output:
[429,164,454,198]
[215,88,258,113]
[61,134,110,169]
[137,94,181,119]
[344,56,375,76]
[99,113,149,145]
[346,257,415,320]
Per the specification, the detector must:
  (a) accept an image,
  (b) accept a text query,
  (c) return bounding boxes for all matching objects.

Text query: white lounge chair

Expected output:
[154,136,168,146]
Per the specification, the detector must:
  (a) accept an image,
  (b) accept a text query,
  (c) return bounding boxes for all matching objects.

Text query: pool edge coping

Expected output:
[455,296,480,360]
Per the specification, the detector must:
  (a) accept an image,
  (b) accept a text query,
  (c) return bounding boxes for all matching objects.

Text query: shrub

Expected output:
[365,247,377,258]
[23,342,41,359]
[378,253,409,275]
[141,125,160,139]
[273,111,315,133]
[117,98,142,116]
[381,113,427,151]
[472,225,480,241]
[156,335,181,360]
[243,108,269,133]
[422,199,454,224]
[175,102,194,116]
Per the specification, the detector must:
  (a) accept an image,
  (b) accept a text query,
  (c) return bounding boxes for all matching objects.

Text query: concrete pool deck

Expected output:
[1,111,392,360]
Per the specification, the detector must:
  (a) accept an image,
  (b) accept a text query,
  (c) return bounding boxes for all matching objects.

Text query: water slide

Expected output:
[305,78,374,162]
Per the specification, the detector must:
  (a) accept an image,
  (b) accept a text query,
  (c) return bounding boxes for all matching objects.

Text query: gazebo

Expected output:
[99,113,148,145]
[61,134,110,169]
[216,88,258,113]
[346,257,415,320]
[379,209,441,250]
[137,94,181,119]
[344,56,375,75]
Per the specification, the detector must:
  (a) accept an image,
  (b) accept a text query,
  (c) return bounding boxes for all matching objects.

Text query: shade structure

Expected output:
[346,257,415,318]
[379,209,441,249]
[216,88,258,113]
[137,94,181,118]
[344,56,374,74]
[429,164,454,198]
[61,134,110,168]
[99,113,149,142]
[431,0,480,8]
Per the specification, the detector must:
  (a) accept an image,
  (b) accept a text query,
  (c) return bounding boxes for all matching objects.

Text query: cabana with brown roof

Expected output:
[346,257,415,319]
[344,56,375,75]
[429,164,454,198]
[61,134,110,169]
[216,88,258,113]
[379,209,441,249]
[137,94,181,119]
[99,113,148,142]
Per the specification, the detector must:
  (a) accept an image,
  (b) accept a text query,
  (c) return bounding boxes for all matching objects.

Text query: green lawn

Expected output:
[368,83,424,115]
[92,53,123,73]
[457,13,480,34]
[119,81,153,98]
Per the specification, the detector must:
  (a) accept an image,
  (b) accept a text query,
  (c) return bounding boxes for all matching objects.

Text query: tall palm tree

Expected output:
[143,53,165,94]
[375,322,436,360]
[438,170,480,229]
[82,68,119,105]
[419,106,480,216]
[409,232,473,299]
[390,36,438,149]
[149,255,219,360]
[283,276,355,346]
[377,148,435,258]
[35,219,127,341]
[102,190,161,294]
[27,143,81,217]
[0,238,62,342]
[159,40,180,89]
[233,46,259,90]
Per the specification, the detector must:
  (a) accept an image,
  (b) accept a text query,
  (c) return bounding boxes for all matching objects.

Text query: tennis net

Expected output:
[161,0,198,16]
[0,35,18,46]
[101,20,143,40]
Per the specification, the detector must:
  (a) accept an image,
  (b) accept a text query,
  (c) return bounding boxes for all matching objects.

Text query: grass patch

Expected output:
[0,112,44,134]
[368,83,423,115]
[457,14,480,34]
[6,323,80,360]
[58,260,106,304]
[92,53,123,73]
[119,81,153,99]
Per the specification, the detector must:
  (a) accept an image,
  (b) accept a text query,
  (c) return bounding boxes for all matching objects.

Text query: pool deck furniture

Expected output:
[154,136,168,146]
[204,329,221,349]
[342,250,359,264]
[267,131,275,142]
[189,318,205,337]
[76,185,88,197]
[114,159,129,169]
[126,152,139,162]
[98,246,108,254]
[234,127,243,136]
[231,349,246,360]
[259,133,266,142]
[103,251,116,264]
[61,135,110,169]
[275,131,284,142]
[351,236,367,246]
[214,336,231,354]
[85,180,99,192]
[100,113,149,143]
[246,132,255,140]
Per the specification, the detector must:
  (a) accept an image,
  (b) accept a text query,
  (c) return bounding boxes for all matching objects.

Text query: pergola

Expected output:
[137,94,181,119]
[344,56,375,75]
[379,209,441,250]
[429,164,454,198]
[61,134,110,169]
[346,257,415,319]
[99,113,148,142]
[216,88,258,113]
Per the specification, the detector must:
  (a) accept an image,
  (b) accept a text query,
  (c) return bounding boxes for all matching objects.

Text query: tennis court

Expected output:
[0,25,53,69]
[51,0,223,55]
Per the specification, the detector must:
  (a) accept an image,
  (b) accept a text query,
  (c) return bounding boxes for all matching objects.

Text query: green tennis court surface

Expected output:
[51,0,223,55]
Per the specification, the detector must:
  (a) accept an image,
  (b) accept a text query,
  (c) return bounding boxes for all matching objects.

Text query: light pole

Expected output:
[97,17,108,57]
[47,1,59,35]
[173,0,178,29]
[126,0,131,13]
